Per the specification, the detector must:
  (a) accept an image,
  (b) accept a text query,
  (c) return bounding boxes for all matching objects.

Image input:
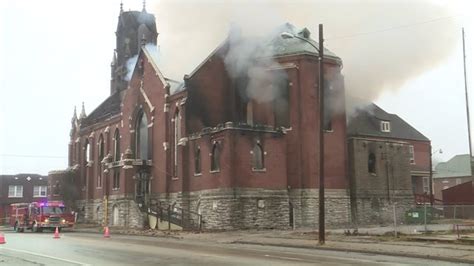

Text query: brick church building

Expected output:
[50,4,430,229]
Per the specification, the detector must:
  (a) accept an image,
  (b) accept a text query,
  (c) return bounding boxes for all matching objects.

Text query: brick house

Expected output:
[0,174,48,224]
[50,5,429,229]
[347,103,431,224]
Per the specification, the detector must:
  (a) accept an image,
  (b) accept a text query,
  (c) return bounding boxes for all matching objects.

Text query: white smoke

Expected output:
[125,55,138,81]
[222,23,289,103]
[153,0,460,110]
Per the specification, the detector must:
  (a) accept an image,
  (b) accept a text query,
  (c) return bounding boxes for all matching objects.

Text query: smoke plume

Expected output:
[152,0,459,111]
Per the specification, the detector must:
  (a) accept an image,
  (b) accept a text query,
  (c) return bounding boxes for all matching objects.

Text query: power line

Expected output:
[326,14,462,41]
[0,154,66,159]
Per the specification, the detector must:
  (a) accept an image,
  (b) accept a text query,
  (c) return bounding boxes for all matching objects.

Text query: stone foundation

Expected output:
[75,188,412,230]
[75,195,144,228]
[152,188,351,230]
[351,191,414,226]
[288,189,351,229]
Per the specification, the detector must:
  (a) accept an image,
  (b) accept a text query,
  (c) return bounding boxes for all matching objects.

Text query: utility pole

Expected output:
[318,23,325,245]
[462,28,474,179]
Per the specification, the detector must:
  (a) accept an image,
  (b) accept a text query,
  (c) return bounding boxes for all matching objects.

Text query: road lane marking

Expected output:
[0,246,89,266]
[264,254,307,262]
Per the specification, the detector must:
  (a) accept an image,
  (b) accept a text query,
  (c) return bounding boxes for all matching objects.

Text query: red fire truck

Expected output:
[10,201,75,232]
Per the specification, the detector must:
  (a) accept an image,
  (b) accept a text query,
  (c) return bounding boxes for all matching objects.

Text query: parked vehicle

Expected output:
[10,201,75,232]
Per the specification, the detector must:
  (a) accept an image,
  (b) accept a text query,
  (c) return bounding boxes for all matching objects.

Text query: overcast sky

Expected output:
[0,0,473,175]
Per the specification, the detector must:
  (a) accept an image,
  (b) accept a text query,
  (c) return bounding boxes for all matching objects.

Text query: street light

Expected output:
[429,147,443,205]
[281,25,326,245]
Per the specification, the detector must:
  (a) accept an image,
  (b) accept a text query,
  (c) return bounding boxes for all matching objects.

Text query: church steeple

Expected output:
[80,102,87,119]
[111,2,157,95]
[71,106,77,123]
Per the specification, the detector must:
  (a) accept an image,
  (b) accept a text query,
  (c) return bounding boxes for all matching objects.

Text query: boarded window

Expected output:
[368,153,376,174]
[211,143,220,172]
[252,143,264,170]
[195,147,201,174]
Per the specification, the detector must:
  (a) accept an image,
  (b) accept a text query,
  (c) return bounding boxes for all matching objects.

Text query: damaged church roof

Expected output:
[141,44,185,95]
[80,92,122,129]
[265,23,340,60]
[347,103,429,142]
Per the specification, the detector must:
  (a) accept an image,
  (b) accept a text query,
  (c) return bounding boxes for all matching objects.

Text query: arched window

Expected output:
[174,110,180,176]
[97,134,104,187]
[84,139,90,165]
[210,143,220,172]
[114,129,120,161]
[195,147,201,174]
[368,153,376,174]
[135,110,149,159]
[252,143,264,170]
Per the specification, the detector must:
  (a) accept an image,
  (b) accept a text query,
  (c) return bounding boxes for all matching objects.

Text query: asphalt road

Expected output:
[0,230,467,265]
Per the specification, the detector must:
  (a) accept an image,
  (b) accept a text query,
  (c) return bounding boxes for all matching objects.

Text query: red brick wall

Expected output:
[72,46,350,200]
[407,140,430,172]
[0,174,48,223]
[442,181,474,204]
[434,176,472,200]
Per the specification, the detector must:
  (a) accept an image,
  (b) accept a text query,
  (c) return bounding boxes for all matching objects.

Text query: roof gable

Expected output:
[347,103,429,141]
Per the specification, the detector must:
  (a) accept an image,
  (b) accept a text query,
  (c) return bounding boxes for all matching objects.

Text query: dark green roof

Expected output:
[434,154,472,178]
[347,103,429,142]
[188,23,341,78]
[264,23,340,60]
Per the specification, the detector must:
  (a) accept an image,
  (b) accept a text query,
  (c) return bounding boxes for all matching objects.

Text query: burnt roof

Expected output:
[347,103,429,142]
[80,92,122,128]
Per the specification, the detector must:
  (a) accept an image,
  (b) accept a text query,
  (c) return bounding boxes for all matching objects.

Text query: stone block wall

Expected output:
[289,189,351,229]
[76,188,358,230]
[353,193,414,226]
[75,195,144,228]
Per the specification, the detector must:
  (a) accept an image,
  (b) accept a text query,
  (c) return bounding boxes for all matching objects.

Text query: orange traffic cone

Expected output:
[0,233,6,244]
[103,226,110,238]
[53,227,60,239]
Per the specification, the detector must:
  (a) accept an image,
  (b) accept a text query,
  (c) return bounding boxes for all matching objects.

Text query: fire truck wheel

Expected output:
[32,223,42,233]
[14,222,23,233]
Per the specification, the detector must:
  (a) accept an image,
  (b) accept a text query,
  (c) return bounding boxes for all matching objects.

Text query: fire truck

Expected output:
[10,201,75,232]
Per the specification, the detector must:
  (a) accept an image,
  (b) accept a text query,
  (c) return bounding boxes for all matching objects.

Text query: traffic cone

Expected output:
[0,233,6,244]
[53,227,60,239]
[103,226,110,238]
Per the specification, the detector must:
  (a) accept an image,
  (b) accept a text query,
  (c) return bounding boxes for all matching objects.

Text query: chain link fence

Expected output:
[393,203,474,237]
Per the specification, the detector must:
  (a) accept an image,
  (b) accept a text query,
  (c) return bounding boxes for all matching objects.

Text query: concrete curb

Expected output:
[407,236,474,245]
[232,240,474,265]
